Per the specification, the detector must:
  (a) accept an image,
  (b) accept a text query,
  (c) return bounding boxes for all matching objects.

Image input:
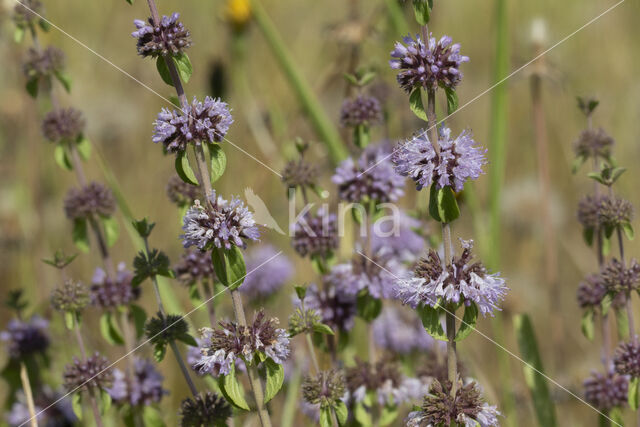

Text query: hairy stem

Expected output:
[305,333,320,374]
[19,362,38,427]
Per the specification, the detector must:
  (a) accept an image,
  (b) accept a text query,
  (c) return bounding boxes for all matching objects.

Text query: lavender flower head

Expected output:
[64,181,116,220]
[51,280,90,313]
[174,248,216,287]
[583,370,628,411]
[302,282,357,332]
[390,33,469,93]
[599,258,640,295]
[166,175,201,207]
[181,190,259,250]
[180,392,231,427]
[132,13,192,58]
[42,107,85,143]
[6,388,76,427]
[187,332,246,377]
[194,311,289,376]
[332,142,405,203]
[240,245,293,299]
[291,207,339,258]
[63,352,113,392]
[302,370,346,409]
[340,95,383,128]
[13,0,43,29]
[372,306,434,354]
[23,46,65,80]
[108,358,167,407]
[370,210,426,262]
[614,341,640,377]
[574,128,614,161]
[0,316,49,359]
[394,239,508,316]
[152,96,232,154]
[90,263,140,309]
[576,273,607,310]
[393,127,486,192]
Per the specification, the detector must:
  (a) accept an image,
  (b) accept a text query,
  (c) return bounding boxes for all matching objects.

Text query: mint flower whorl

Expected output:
[614,341,640,377]
[240,245,293,299]
[598,196,634,230]
[132,13,192,58]
[573,128,614,161]
[599,258,640,295]
[152,97,232,154]
[576,274,607,310]
[107,358,167,407]
[42,107,85,143]
[23,46,64,80]
[167,175,201,207]
[181,190,259,250]
[63,181,116,220]
[345,358,423,406]
[393,127,486,192]
[577,194,605,230]
[51,280,90,313]
[583,370,628,411]
[281,159,318,190]
[292,207,339,258]
[90,263,139,309]
[194,311,289,376]
[303,282,357,331]
[389,33,469,93]
[370,211,426,262]
[13,0,43,29]
[179,392,232,427]
[406,380,500,427]
[394,240,507,316]
[340,95,383,128]
[63,353,113,392]
[302,370,346,409]
[372,306,434,354]
[332,143,405,203]
[7,388,76,427]
[174,248,216,287]
[0,316,49,359]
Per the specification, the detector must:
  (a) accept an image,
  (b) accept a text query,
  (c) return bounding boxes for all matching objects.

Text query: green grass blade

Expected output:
[384,0,409,35]
[514,314,558,427]
[250,0,348,164]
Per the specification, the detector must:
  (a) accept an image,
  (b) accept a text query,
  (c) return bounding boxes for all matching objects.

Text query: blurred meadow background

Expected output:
[1,0,640,425]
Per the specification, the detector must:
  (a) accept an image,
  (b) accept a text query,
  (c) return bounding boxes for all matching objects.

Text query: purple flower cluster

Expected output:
[0,316,49,359]
[23,46,64,80]
[108,358,167,407]
[152,96,233,154]
[613,341,640,377]
[583,370,628,411]
[340,95,383,128]
[394,240,507,316]
[291,207,339,258]
[63,353,113,392]
[370,210,426,262]
[63,181,116,220]
[372,306,434,354]
[166,175,201,207]
[132,13,192,58]
[181,190,260,250]
[41,107,85,143]
[174,248,216,286]
[90,263,139,309]
[6,387,76,427]
[301,282,357,332]
[390,33,469,93]
[393,127,486,192]
[332,143,405,203]
[240,245,293,299]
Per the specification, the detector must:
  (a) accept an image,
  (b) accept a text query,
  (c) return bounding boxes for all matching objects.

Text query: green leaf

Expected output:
[417,304,447,341]
[623,222,635,241]
[312,323,335,336]
[601,292,614,316]
[130,304,147,339]
[572,155,587,174]
[26,78,38,98]
[263,358,284,403]
[125,0,133,4]
[334,401,348,426]
[356,292,382,322]
[455,303,478,342]
[412,0,431,25]
[76,137,92,160]
[353,124,370,149]
[353,402,371,426]
[101,216,120,247]
[294,285,307,301]
[630,377,640,410]
[581,309,595,341]
[64,312,75,330]
[351,206,364,225]
[609,407,624,426]
[429,185,460,223]
[54,144,73,171]
[218,364,250,410]
[208,143,227,184]
[175,151,199,185]
[142,405,165,427]
[153,343,166,362]
[72,393,83,420]
[177,333,198,347]
[156,57,173,86]
[514,314,557,427]
[319,407,332,427]
[38,19,50,32]
[343,73,359,86]
[602,235,611,256]
[173,53,193,84]
[72,218,90,253]
[211,246,246,290]
[380,404,398,426]
[583,227,595,247]
[615,308,629,340]
[169,96,181,108]
[444,87,459,115]
[54,70,72,93]
[188,283,202,307]
[310,254,329,275]
[99,389,111,415]
[409,88,428,122]
[14,27,25,43]
[100,312,125,345]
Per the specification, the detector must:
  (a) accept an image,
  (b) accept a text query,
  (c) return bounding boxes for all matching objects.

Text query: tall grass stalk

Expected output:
[250,0,348,164]
[18,362,38,427]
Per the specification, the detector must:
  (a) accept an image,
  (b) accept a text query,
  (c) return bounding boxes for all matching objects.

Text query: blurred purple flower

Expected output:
[90,263,139,309]
[0,316,49,359]
[302,282,357,332]
[240,244,293,299]
[340,95,383,128]
[370,210,425,262]
[372,306,434,354]
[108,358,167,407]
[291,207,339,259]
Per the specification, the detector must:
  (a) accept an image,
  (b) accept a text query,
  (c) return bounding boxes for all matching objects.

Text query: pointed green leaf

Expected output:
[129,304,147,339]
[409,88,428,122]
[72,218,90,253]
[429,185,460,223]
[101,216,120,247]
[263,358,284,403]
[99,389,111,415]
[153,343,166,362]
[175,151,199,185]
[54,70,72,93]
[100,312,124,345]
[218,364,250,410]
[334,401,348,426]
[353,401,371,426]
[142,405,165,427]
[125,0,133,4]
[173,53,193,84]
[156,57,173,86]
[622,222,635,241]
[455,303,478,342]
[615,308,629,340]
[572,155,587,174]
[412,0,431,25]
[319,407,332,427]
[380,403,398,426]
[601,292,614,316]
[211,246,246,290]
[208,143,227,184]
[417,304,447,341]
[54,144,73,171]
[72,393,83,420]
[177,333,198,347]
[76,137,92,160]
[581,309,595,341]
[26,78,38,98]
[356,292,382,322]
[64,312,75,330]
[14,27,25,43]
[444,87,459,115]
[514,314,557,427]
[583,227,595,247]
[629,377,639,410]
[312,323,335,336]
[353,124,370,149]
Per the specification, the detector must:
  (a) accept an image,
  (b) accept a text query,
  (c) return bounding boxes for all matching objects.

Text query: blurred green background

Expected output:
[1,0,640,425]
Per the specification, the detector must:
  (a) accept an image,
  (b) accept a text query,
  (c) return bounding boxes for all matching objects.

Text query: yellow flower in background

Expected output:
[226,0,251,29]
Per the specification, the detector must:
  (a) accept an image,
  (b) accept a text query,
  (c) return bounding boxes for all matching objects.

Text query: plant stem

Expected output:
[305,333,320,374]
[19,362,38,427]
[72,316,104,427]
[230,290,272,427]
